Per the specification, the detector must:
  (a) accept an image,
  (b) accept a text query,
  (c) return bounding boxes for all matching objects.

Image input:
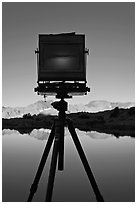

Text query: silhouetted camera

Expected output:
[35,32,90,98]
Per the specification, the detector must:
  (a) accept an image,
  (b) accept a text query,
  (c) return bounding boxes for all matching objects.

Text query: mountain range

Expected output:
[2,100,135,119]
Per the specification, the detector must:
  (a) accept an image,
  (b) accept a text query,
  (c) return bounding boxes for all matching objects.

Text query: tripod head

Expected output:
[51,99,68,112]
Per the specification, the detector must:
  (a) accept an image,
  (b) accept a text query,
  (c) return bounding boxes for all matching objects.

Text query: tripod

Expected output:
[27,99,104,202]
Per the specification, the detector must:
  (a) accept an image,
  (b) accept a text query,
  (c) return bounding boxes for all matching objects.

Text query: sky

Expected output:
[2,2,135,107]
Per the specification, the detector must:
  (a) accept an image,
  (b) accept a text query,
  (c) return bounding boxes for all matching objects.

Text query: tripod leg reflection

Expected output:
[67,119,104,202]
[27,123,55,202]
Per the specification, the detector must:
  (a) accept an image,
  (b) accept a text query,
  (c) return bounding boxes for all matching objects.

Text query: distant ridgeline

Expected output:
[2,106,135,138]
[2,100,135,119]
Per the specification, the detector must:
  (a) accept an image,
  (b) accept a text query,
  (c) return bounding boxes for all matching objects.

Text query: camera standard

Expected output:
[34,32,90,98]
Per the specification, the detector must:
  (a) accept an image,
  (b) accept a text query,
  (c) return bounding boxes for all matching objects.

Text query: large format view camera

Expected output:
[28,33,104,202]
[35,32,90,98]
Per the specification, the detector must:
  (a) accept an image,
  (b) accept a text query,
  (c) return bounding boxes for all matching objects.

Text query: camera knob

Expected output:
[85,48,89,55]
[35,49,39,54]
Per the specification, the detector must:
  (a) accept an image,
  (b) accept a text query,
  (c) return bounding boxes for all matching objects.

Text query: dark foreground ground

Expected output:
[2,107,135,138]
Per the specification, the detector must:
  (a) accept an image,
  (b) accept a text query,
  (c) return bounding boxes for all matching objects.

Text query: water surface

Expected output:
[2,129,135,202]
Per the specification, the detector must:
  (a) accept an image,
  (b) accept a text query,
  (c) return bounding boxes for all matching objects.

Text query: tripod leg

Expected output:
[27,122,55,202]
[67,119,104,202]
[45,120,60,201]
[58,119,65,171]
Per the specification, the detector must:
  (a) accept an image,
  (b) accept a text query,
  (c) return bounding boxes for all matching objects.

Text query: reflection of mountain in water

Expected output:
[2,128,134,141]
[2,107,135,138]
[29,129,51,140]
[86,131,113,139]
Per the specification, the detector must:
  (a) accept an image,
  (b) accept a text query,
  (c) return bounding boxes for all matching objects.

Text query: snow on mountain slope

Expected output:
[2,100,135,118]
